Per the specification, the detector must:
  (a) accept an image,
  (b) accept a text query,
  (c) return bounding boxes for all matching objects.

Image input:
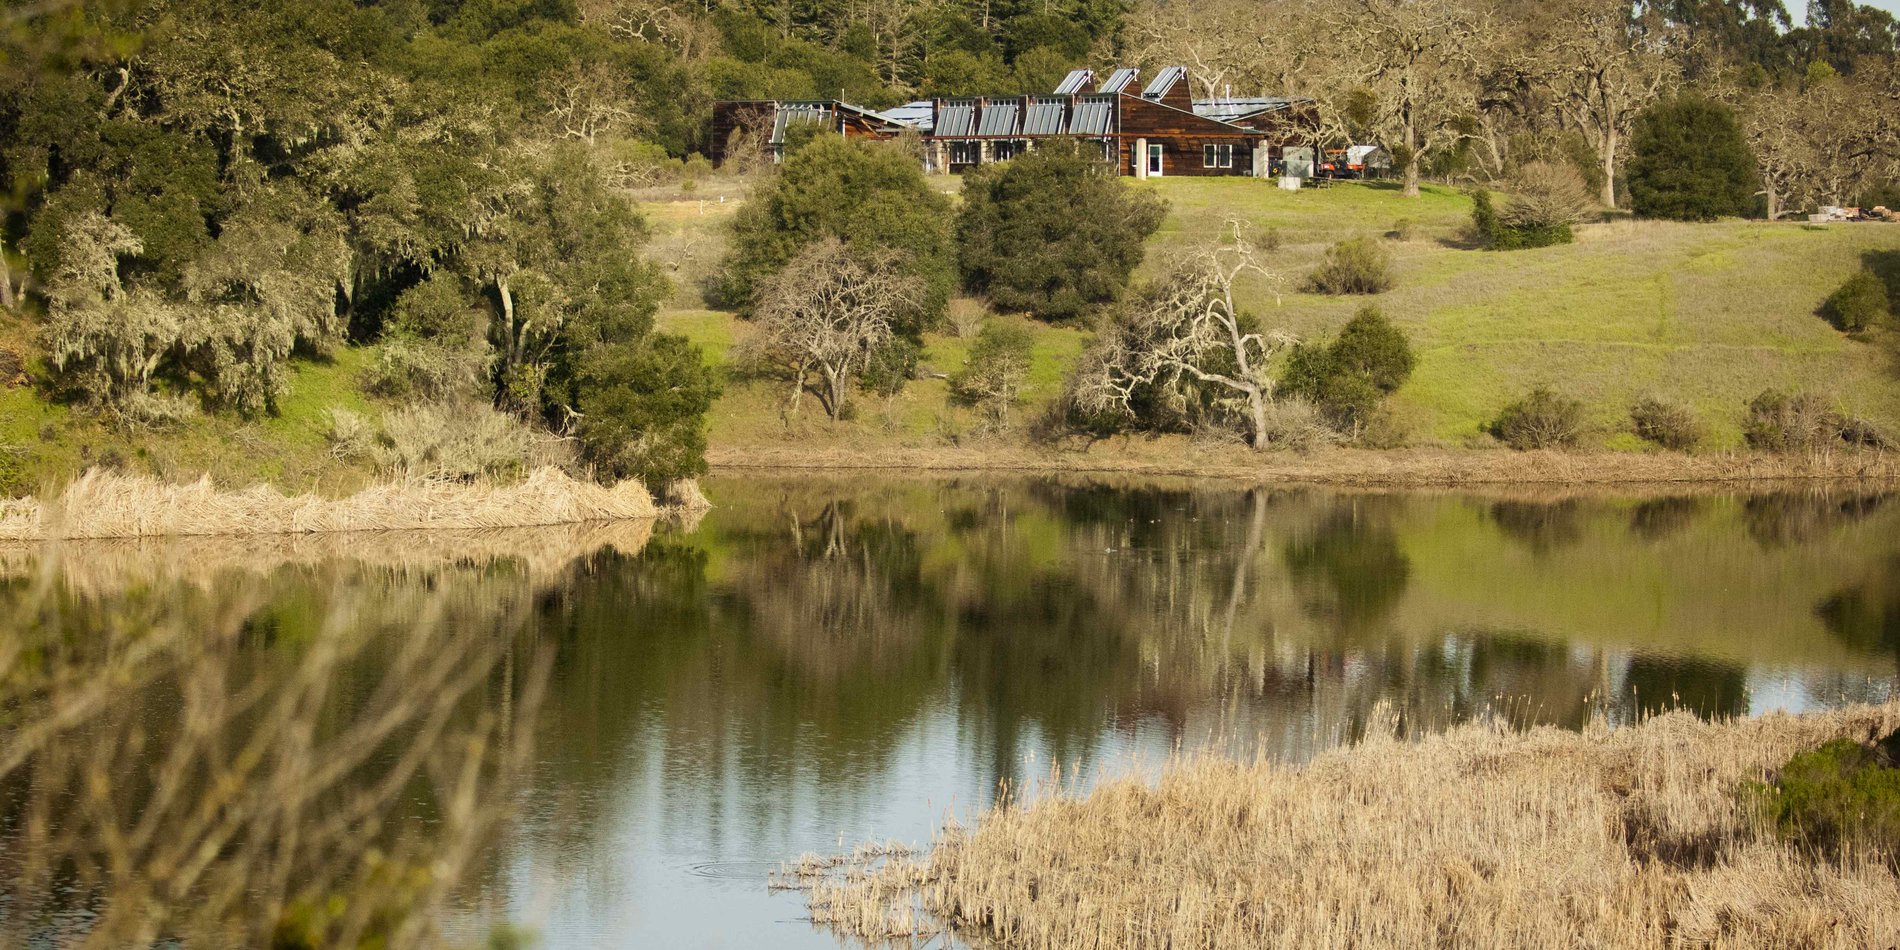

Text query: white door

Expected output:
[1147,143,1164,177]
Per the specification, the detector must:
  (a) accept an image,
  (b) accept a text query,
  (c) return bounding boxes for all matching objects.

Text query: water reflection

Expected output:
[4,478,1900,948]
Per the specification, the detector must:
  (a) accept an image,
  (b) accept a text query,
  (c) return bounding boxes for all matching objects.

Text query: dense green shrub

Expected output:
[570,332,720,486]
[1626,96,1755,221]
[1282,306,1416,431]
[956,140,1167,321]
[1749,732,1900,864]
[949,320,1036,429]
[363,276,492,400]
[1304,237,1394,295]
[1491,387,1585,449]
[717,136,955,327]
[1820,271,1891,332]
[1629,396,1704,451]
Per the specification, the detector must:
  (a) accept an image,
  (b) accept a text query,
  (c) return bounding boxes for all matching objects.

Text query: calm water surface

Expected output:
[4,476,1898,947]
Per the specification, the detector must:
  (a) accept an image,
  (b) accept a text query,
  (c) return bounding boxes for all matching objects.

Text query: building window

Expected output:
[1203,144,1216,168]
[1205,143,1234,169]
[949,141,980,164]
[993,140,1026,161]
[1220,143,1234,168]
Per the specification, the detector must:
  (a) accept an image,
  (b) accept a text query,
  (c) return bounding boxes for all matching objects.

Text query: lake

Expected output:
[3,475,1897,948]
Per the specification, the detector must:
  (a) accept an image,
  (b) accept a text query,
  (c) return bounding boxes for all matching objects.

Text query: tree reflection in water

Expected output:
[0,557,561,948]
[6,480,1900,948]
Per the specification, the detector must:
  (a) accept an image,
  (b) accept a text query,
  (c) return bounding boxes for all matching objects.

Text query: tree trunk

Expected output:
[1402,106,1421,198]
[1246,387,1269,451]
[823,367,846,420]
[1763,177,1782,221]
[1599,126,1618,209]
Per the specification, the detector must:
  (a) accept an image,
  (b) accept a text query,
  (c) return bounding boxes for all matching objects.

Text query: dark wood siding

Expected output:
[1116,95,1260,177]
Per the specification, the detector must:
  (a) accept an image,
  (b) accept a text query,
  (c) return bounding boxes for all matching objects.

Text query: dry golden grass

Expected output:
[0,467,713,541]
[804,703,1900,949]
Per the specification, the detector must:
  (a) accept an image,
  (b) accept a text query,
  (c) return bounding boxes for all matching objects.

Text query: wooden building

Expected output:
[709,66,1319,178]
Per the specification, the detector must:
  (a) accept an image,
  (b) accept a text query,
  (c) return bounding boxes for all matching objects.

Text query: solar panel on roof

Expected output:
[976,101,1019,136]
[769,104,829,145]
[1098,68,1138,93]
[1142,66,1185,99]
[1068,95,1113,135]
[1022,97,1066,136]
[1054,69,1093,95]
[935,100,976,137]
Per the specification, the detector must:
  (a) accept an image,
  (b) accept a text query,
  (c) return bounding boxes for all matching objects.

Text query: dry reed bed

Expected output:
[0,468,711,541]
[806,704,1900,949]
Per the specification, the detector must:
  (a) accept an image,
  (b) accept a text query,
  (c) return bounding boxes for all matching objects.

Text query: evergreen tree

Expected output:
[1626,95,1757,221]
[956,139,1166,321]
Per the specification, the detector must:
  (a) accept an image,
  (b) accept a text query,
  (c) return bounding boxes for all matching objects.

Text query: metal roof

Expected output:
[1022,97,1066,135]
[935,99,976,137]
[1098,68,1138,94]
[769,103,830,145]
[1142,66,1186,99]
[976,100,1020,136]
[1068,95,1114,135]
[1054,69,1093,94]
[1192,97,1299,123]
[880,100,936,131]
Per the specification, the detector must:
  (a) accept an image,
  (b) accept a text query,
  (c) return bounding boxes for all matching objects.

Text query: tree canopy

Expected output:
[956,140,1167,322]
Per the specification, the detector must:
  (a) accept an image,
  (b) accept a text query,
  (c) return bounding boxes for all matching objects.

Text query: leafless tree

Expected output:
[542,62,640,144]
[1326,0,1488,197]
[1072,221,1295,449]
[1536,0,1680,208]
[746,239,923,421]
[1741,63,1900,218]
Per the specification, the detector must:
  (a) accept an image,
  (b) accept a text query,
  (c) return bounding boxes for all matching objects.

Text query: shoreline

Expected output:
[710,442,1900,487]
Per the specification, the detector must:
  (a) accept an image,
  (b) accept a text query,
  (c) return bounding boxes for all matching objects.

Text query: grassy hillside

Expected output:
[0,309,381,496]
[649,177,1900,455]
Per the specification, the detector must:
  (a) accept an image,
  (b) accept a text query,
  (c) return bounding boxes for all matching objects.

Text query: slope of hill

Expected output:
[651,178,1900,461]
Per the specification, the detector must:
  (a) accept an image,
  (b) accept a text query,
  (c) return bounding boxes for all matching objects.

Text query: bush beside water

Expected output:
[1744,389,1890,452]
[1630,396,1703,451]
[1751,731,1900,864]
[1492,387,1585,449]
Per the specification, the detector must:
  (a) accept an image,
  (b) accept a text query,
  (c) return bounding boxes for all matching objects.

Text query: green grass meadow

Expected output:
[653,177,1900,452]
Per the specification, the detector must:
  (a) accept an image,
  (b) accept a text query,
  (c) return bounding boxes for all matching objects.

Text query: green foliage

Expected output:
[1629,396,1704,451]
[956,140,1167,321]
[1491,387,1585,450]
[719,136,954,332]
[1626,96,1756,221]
[571,333,720,486]
[950,319,1036,429]
[1304,237,1394,295]
[1282,306,1415,432]
[1748,733,1900,864]
[1820,271,1891,332]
